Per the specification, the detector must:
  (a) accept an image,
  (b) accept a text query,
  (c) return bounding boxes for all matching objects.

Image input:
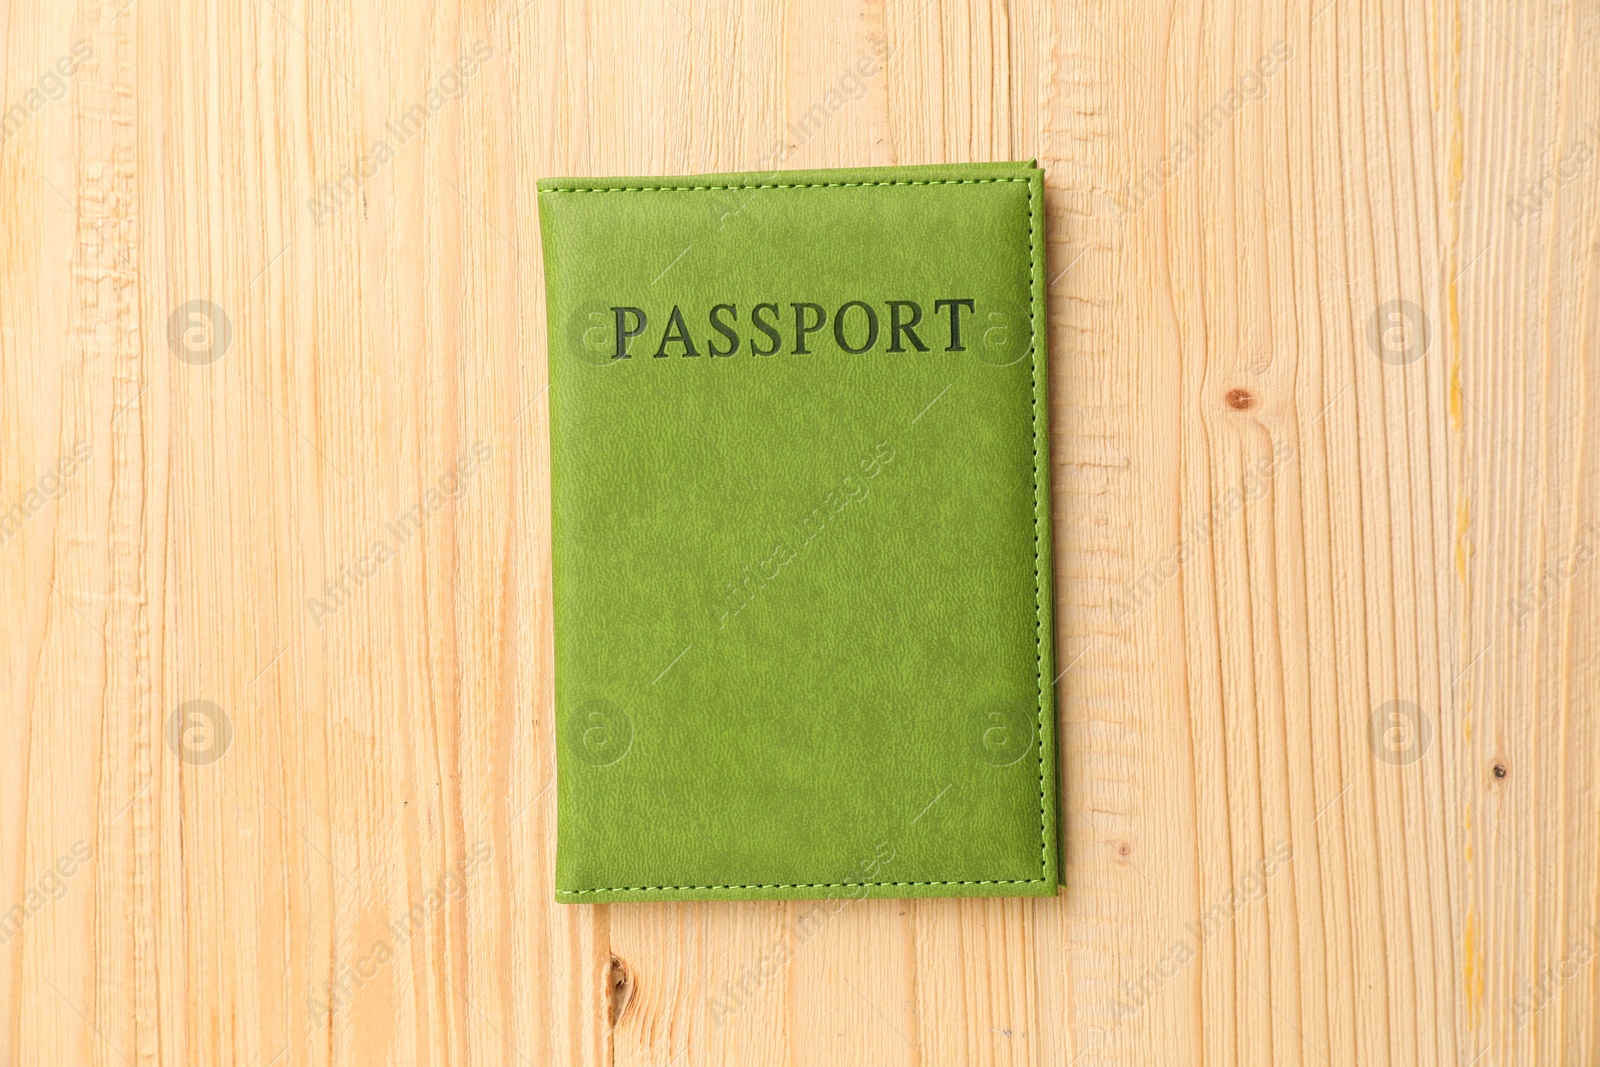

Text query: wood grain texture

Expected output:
[2,0,1597,1063]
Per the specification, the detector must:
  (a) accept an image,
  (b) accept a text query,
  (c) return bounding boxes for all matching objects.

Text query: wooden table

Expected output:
[4,1,1596,1064]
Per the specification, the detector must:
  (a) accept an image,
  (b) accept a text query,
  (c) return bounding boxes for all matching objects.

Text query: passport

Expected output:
[538,161,1059,902]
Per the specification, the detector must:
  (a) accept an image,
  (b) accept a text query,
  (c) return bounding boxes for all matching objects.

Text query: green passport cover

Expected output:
[538,161,1058,903]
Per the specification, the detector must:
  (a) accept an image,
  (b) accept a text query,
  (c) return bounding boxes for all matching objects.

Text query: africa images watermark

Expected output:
[702,37,894,234]
[0,440,92,548]
[707,839,896,1026]
[759,37,893,173]
[305,841,492,1028]
[1110,441,1295,628]
[1105,839,1293,1025]
[1508,121,1600,228]
[308,40,494,224]
[1115,39,1293,221]
[1507,517,1599,625]
[0,841,94,945]
[1511,920,1600,1029]
[0,40,93,146]
[715,440,895,630]
[306,440,493,627]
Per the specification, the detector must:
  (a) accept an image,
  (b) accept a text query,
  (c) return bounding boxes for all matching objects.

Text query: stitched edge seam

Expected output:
[552,175,1048,894]
[560,878,1047,896]
[541,178,1030,192]
[1026,173,1050,888]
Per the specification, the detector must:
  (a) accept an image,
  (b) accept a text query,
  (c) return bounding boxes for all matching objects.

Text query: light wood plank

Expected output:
[2,1,1597,1064]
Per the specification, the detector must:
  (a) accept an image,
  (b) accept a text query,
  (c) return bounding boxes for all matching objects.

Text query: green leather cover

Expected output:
[538,161,1057,903]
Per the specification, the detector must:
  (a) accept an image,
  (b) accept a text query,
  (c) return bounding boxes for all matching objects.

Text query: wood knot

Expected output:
[1115,841,1132,858]
[606,954,635,1027]
[1492,763,1507,780]
[1225,388,1256,410]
